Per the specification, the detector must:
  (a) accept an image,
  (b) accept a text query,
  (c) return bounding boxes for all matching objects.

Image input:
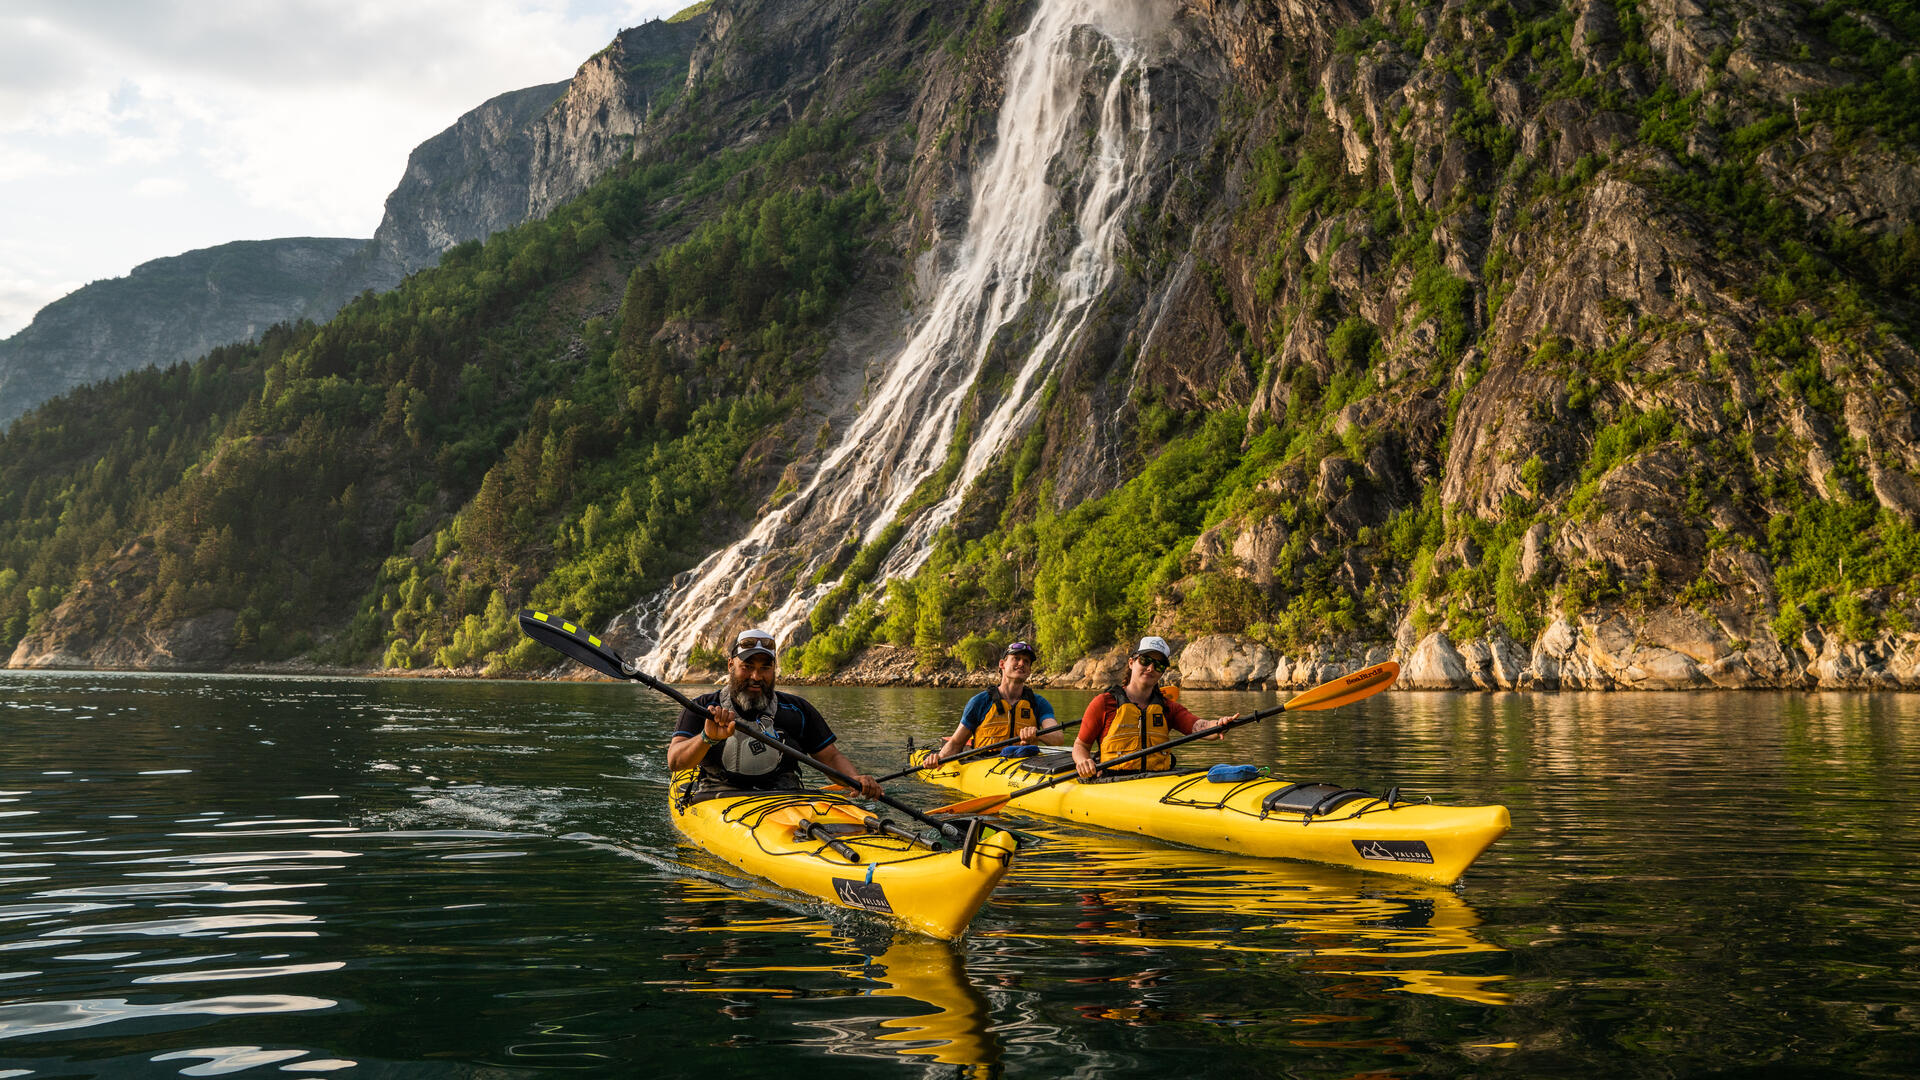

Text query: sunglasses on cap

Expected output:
[1004,641,1036,658]
[731,634,776,657]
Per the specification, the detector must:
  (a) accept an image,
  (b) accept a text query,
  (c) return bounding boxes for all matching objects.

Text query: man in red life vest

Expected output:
[1072,636,1231,780]
[928,640,1062,765]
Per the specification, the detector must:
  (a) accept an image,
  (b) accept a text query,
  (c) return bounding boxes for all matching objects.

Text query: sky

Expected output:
[0,0,691,339]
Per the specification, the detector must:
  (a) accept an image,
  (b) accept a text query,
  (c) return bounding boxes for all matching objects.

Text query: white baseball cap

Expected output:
[1132,636,1172,663]
[731,628,777,660]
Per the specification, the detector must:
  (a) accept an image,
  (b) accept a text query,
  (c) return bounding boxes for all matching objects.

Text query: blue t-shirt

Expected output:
[960,687,1055,731]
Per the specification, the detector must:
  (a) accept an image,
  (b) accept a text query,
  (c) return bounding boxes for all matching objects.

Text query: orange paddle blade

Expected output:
[1281,660,1399,711]
[928,792,1011,816]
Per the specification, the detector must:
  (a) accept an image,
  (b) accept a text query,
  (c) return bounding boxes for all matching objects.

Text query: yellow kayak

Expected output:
[910,750,1507,885]
[668,771,1017,940]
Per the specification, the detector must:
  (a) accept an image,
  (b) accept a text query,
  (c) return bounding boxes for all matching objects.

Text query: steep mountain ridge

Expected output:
[366,15,709,292]
[0,239,366,429]
[0,14,708,430]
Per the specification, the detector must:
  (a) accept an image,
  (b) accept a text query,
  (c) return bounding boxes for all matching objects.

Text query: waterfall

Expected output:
[630,0,1174,677]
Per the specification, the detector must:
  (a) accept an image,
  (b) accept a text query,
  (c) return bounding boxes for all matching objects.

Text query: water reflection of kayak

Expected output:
[862,937,999,1067]
[668,771,1017,940]
[997,828,1511,1006]
[912,749,1508,885]
[669,920,1001,1068]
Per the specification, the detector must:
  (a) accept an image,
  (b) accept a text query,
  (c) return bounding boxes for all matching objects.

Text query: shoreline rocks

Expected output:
[1164,607,1920,691]
[16,604,1920,691]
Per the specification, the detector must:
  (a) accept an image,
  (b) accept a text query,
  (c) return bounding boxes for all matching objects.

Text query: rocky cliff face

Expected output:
[695,0,1920,692]
[1127,0,1920,691]
[529,20,709,218]
[0,238,365,428]
[9,0,1917,689]
[340,81,567,302]
[5,538,236,671]
[367,16,707,286]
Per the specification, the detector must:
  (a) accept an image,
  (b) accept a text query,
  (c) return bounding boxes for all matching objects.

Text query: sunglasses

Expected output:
[1133,653,1168,669]
[732,636,775,655]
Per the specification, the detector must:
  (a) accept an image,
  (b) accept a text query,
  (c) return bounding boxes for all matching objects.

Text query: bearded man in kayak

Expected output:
[927,640,1064,765]
[1072,636,1231,780]
[668,628,884,798]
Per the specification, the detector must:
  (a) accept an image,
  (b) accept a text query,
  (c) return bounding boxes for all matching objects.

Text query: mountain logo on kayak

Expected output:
[832,877,894,914]
[1353,839,1434,864]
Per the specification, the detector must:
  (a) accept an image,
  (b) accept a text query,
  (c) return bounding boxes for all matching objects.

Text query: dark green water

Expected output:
[1,671,1916,1077]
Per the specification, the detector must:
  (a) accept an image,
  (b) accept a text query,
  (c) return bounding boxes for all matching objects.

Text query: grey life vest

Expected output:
[715,687,784,778]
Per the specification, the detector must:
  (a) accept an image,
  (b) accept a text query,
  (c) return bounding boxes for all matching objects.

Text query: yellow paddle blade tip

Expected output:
[1283,660,1401,710]
[1346,659,1399,685]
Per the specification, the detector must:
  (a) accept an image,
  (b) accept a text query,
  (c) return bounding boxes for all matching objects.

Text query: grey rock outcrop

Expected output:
[353,81,569,294]
[1172,604,1920,691]
[6,539,236,671]
[1404,632,1470,689]
[366,16,706,286]
[1179,633,1277,688]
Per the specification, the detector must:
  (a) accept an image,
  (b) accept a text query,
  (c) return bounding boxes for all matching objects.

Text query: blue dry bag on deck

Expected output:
[999,744,1042,758]
[1206,764,1260,783]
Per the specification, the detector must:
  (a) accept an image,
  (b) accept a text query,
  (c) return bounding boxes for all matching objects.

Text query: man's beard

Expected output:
[730,673,774,713]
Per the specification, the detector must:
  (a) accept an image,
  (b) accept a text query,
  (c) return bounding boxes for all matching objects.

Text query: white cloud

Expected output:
[0,146,70,184]
[0,0,692,337]
[130,176,188,199]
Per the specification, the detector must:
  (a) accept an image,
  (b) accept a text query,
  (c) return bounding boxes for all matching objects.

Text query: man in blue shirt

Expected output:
[928,640,1063,765]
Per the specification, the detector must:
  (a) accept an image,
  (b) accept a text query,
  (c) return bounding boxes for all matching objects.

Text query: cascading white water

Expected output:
[631,0,1174,677]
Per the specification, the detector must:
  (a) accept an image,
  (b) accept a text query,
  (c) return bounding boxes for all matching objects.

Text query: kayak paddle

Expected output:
[517,610,967,843]
[927,660,1401,816]
[869,719,1081,784]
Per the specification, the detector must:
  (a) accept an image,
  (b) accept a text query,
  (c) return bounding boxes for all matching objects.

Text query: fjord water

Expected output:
[2,673,1917,1078]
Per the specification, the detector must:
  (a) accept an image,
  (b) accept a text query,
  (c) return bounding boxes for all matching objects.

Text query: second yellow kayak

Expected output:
[911,750,1507,885]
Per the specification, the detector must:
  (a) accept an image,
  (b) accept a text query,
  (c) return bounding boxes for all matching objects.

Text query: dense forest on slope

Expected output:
[5,0,1920,689]
[0,0,997,670]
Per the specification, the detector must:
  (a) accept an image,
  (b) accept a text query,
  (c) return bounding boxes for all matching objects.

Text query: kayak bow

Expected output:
[669,773,1017,940]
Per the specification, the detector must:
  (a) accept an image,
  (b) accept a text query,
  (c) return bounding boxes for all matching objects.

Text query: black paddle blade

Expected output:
[518,610,628,681]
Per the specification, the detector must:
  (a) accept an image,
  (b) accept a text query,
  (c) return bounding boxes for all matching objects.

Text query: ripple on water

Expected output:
[6,672,1920,1077]
[0,994,337,1040]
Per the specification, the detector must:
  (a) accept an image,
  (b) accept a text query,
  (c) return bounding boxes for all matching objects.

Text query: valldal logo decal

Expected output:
[1353,839,1435,864]
[832,878,894,914]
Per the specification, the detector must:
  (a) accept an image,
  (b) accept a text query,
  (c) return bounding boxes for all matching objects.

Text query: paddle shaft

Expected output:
[514,611,964,840]
[924,659,1401,816]
[1031,702,1284,796]
[874,720,1081,783]
[624,666,962,840]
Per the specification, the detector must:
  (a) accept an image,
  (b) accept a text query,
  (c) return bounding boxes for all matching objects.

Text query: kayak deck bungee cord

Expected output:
[670,772,1017,941]
[909,749,1508,886]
